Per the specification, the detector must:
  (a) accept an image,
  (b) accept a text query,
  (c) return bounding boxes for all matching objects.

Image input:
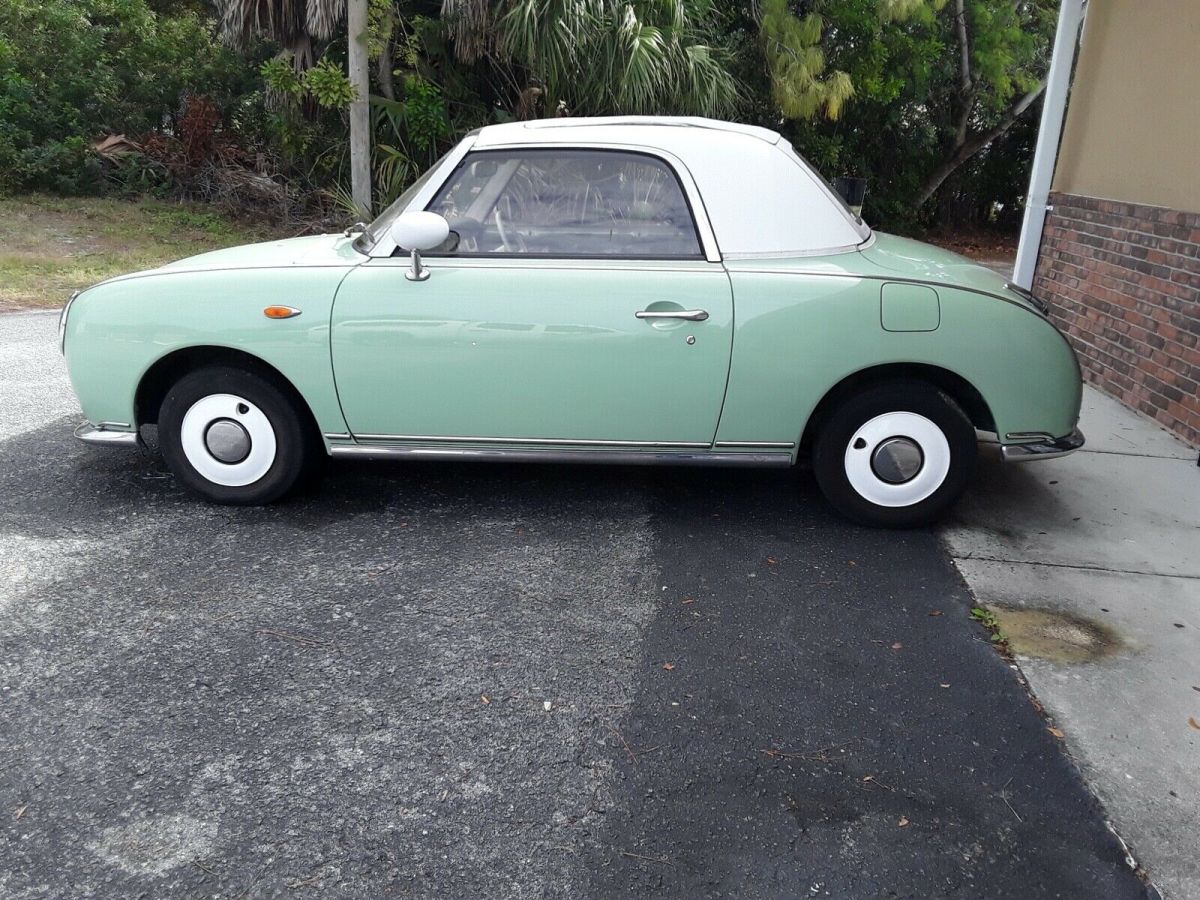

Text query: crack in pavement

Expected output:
[1077,448,1197,461]
[948,553,1200,581]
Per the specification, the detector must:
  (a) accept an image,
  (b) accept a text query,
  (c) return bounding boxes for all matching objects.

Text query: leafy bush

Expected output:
[303,59,358,108]
[0,0,254,193]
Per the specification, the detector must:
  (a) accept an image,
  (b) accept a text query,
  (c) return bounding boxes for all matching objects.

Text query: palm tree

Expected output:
[215,0,372,215]
[440,0,740,119]
[214,0,347,70]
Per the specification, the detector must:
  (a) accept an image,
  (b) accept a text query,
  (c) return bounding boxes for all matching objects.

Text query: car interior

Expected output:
[426,149,704,259]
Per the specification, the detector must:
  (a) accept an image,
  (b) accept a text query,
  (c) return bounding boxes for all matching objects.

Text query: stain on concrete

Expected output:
[991,606,1125,663]
[87,814,218,877]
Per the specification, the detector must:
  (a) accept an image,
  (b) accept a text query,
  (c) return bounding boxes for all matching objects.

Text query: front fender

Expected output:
[64,268,352,436]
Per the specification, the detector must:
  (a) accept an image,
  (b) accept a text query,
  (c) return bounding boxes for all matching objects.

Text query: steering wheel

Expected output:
[493,207,527,253]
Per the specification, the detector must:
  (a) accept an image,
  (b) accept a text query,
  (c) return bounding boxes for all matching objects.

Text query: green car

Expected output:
[61,116,1083,527]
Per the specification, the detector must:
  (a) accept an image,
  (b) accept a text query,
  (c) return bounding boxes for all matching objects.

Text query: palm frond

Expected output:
[441,0,492,63]
[306,0,345,41]
[213,0,341,54]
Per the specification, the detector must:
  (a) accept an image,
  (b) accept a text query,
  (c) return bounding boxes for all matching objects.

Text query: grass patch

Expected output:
[0,195,291,310]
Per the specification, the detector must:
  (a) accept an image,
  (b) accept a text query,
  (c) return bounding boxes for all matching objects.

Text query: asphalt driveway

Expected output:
[1,311,1148,898]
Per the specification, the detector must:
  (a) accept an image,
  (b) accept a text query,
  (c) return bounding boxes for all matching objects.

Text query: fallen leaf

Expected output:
[891,642,903,650]
[897,816,910,827]
[1188,717,1200,731]
[681,597,695,605]
[1047,726,1065,738]
[14,805,26,820]
[766,557,778,565]
[848,561,857,567]
[928,610,943,617]
[480,694,491,705]
[662,663,675,671]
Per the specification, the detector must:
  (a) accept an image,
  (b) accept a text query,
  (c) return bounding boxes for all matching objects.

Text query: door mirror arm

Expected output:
[406,249,430,282]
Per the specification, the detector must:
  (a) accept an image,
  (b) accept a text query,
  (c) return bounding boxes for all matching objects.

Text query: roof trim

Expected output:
[476,116,782,146]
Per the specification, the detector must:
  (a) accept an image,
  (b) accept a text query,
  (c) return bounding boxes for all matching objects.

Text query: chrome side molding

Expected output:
[329,444,792,467]
[1000,427,1085,462]
[351,434,711,449]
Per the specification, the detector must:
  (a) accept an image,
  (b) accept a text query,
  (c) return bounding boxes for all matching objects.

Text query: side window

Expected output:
[426,150,703,259]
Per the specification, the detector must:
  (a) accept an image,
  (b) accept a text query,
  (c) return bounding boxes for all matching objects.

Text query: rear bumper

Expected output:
[1000,427,1085,462]
[74,421,139,448]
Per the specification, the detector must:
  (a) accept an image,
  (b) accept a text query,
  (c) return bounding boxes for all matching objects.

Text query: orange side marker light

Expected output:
[264,306,302,319]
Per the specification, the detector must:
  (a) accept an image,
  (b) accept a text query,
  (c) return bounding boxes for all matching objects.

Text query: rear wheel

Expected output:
[158,366,314,505]
[812,381,976,528]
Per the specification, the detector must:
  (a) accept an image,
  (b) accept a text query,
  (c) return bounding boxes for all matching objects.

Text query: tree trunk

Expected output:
[347,0,372,217]
[377,36,395,101]
[914,82,1046,209]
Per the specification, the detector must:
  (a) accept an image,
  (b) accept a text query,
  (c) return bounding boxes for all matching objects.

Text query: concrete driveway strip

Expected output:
[1,317,1147,897]
[944,386,1199,898]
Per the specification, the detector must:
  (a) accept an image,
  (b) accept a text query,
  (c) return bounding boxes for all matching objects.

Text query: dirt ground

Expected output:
[926,228,1018,264]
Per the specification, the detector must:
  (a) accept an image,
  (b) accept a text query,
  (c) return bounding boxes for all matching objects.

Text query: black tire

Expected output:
[812,380,977,528]
[158,365,315,505]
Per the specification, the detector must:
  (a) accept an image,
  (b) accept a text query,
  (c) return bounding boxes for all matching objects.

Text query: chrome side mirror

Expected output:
[389,212,450,282]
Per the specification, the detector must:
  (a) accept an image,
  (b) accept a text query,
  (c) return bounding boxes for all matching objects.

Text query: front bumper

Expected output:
[1000,427,1085,462]
[75,421,139,448]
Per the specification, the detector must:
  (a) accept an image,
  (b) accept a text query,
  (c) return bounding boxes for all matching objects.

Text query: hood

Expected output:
[154,233,364,274]
[859,232,1014,296]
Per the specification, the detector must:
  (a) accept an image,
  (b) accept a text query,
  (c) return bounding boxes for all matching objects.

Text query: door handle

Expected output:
[635,309,710,321]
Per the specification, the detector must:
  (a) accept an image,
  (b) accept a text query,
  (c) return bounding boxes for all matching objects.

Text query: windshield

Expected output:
[354,149,453,252]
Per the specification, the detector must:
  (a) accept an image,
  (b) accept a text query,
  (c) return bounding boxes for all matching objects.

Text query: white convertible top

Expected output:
[472,116,871,257]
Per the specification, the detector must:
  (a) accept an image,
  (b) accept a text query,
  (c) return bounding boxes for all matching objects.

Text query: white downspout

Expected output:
[1013,0,1088,289]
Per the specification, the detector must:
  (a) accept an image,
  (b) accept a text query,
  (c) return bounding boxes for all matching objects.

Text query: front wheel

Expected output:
[812,381,977,528]
[158,366,314,505]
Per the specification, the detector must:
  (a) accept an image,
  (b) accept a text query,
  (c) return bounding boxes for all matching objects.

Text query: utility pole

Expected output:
[347,0,371,218]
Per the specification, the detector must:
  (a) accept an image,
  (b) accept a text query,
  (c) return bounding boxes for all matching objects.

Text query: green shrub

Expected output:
[0,0,254,194]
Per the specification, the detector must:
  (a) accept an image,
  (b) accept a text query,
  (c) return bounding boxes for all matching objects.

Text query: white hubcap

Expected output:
[843,412,951,507]
[180,394,277,487]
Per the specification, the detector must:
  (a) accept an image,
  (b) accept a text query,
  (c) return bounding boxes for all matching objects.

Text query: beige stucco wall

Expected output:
[1053,0,1200,213]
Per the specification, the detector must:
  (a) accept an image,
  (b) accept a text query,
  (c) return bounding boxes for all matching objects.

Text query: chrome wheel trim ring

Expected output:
[180,393,277,487]
[843,412,951,507]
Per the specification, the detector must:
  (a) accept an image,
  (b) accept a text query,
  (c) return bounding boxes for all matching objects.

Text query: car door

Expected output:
[330,147,733,448]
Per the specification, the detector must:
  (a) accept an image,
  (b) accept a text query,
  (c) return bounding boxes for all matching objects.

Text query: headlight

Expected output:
[59,290,79,355]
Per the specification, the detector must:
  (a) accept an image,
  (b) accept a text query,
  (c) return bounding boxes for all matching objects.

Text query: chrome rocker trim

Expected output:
[329,444,793,467]
[1000,427,1085,462]
[351,433,711,448]
[75,421,139,448]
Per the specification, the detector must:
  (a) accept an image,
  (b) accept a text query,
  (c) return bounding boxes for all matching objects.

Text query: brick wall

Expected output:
[1033,191,1200,447]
